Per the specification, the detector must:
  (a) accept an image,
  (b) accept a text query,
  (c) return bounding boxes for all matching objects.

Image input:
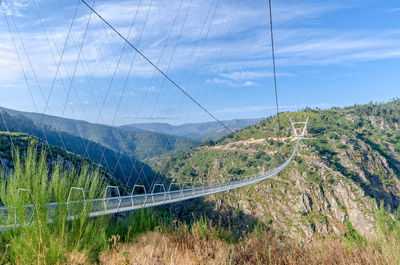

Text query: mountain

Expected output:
[0,111,158,187]
[0,106,200,160]
[157,99,400,240]
[120,118,263,141]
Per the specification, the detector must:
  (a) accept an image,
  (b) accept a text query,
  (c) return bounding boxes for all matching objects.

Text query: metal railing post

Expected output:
[103,186,121,213]
[67,187,86,218]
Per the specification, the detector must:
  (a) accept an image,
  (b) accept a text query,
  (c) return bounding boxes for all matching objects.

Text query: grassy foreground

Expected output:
[0,145,400,264]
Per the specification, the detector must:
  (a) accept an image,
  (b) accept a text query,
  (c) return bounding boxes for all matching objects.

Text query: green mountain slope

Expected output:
[158,99,400,240]
[0,106,200,160]
[0,131,124,187]
[120,118,263,141]
[0,111,158,186]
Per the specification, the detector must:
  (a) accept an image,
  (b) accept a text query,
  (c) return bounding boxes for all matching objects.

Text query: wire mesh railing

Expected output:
[0,136,302,231]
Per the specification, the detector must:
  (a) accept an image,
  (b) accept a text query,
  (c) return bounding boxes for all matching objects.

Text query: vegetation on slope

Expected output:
[156,99,400,239]
[120,118,263,141]
[0,144,165,264]
[99,205,400,265]
[0,110,400,264]
[0,106,200,160]
[0,112,159,186]
[0,145,107,263]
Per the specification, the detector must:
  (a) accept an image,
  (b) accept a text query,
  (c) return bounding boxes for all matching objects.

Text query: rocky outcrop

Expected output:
[162,103,400,241]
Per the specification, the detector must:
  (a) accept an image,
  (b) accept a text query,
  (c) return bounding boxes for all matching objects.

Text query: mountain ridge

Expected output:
[120,118,263,141]
[0,110,158,186]
[0,106,199,160]
[157,99,400,240]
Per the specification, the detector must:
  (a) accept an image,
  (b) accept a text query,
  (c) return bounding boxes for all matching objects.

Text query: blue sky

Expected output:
[0,0,399,126]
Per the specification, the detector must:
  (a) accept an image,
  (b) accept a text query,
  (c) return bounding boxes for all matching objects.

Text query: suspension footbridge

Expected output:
[0,120,307,230]
[0,0,308,230]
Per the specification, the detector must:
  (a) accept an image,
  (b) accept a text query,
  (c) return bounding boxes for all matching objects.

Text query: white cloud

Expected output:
[243,81,257,87]
[206,78,236,87]
[2,0,399,86]
[220,71,272,80]
[1,0,400,124]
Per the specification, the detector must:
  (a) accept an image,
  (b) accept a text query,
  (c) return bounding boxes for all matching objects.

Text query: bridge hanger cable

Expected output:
[32,0,117,176]
[1,2,57,160]
[182,0,232,176]
[32,0,116,176]
[73,0,138,185]
[149,0,221,188]
[147,0,196,189]
[52,0,145,183]
[173,0,220,132]
[6,3,78,162]
[72,0,155,188]
[268,0,281,137]
[100,0,155,186]
[33,0,139,183]
[89,0,156,188]
[40,0,81,126]
[80,0,234,134]
[132,0,188,185]
[109,0,154,185]
[105,1,170,184]
[109,1,155,187]
[196,0,240,112]
[172,0,220,129]
[60,0,94,119]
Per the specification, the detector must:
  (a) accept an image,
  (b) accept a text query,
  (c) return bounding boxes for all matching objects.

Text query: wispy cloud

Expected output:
[2,0,399,85]
[385,7,400,13]
[0,0,399,123]
[206,78,258,88]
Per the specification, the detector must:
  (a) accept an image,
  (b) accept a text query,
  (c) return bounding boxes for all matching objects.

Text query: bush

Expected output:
[0,144,108,263]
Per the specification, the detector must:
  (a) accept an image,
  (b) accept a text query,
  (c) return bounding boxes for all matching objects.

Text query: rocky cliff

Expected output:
[157,100,400,240]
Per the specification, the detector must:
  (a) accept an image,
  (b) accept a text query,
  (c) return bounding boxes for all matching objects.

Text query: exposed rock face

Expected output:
[161,100,400,241]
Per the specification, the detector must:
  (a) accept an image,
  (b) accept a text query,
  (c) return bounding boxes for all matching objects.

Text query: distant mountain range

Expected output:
[0,110,158,186]
[120,118,263,141]
[0,106,199,160]
[0,106,262,185]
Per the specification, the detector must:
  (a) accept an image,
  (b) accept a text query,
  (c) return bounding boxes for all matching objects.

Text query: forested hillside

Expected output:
[0,106,199,160]
[121,118,263,141]
[158,99,400,240]
[1,100,400,264]
[0,111,158,186]
[0,132,123,187]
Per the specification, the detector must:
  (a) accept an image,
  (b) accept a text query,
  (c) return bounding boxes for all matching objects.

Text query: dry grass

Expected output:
[97,226,397,265]
[66,250,88,265]
[99,230,229,265]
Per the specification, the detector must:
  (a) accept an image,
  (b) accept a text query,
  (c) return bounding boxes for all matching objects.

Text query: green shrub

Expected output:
[0,144,108,263]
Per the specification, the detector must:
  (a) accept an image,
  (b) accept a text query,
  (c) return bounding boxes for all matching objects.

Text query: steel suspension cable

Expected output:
[81,0,234,134]
[6,3,78,163]
[79,0,155,188]
[268,0,281,137]
[107,0,156,184]
[40,0,81,126]
[1,3,56,159]
[60,0,94,119]
[32,0,115,175]
[94,0,146,185]
[133,0,186,184]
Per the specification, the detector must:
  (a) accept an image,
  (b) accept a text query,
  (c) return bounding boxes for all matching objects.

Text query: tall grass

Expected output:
[100,205,400,265]
[0,144,172,264]
[0,145,109,264]
[375,201,400,264]
[1,145,400,264]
